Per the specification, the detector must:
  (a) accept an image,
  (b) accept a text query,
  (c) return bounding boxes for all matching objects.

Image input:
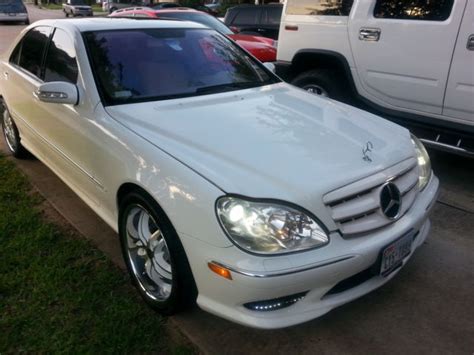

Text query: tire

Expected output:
[109,7,117,13]
[24,18,30,25]
[1,101,28,159]
[291,68,350,103]
[118,191,197,315]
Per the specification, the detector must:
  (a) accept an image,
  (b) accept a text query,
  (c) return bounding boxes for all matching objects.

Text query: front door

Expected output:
[36,27,104,204]
[349,0,465,115]
[443,2,474,123]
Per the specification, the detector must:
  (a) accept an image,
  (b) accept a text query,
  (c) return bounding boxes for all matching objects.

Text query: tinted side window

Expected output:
[233,8,259,25]
[286,0,353,16]
[374,0,454,21]
[18,27,51,78]
[9,42,21,65]
[263,7,282,25]
[44,29,78,84]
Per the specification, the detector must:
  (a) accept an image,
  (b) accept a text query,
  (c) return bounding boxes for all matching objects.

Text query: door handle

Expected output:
[467,34,474,51]
[359,28,381,42]
[3,71,8,80]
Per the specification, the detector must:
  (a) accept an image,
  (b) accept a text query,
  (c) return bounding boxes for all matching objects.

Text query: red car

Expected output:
[109,7,277,63]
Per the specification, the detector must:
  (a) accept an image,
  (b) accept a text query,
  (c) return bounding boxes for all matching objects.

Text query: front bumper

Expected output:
[180,174,439,329]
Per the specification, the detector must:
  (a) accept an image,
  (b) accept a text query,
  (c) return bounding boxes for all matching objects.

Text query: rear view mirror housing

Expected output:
[35,81,78,105]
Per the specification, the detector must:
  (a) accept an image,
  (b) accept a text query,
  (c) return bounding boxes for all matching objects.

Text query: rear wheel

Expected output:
[118,191,197,315]
[1,102,28,159]
[291,68,350,103]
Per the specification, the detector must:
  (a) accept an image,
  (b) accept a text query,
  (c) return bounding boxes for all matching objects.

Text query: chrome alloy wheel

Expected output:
[3,110,18,152]
[304,84,329,97]
[126,205,173,301]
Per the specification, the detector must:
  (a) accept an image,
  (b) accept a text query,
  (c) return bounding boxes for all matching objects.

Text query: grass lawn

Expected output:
[0,154,193,353]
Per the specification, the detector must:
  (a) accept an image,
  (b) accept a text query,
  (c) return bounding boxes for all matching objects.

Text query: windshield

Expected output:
[84,28,278,106]
[0,0,26,13]
[70,0,86,5]
[158,12,233,35]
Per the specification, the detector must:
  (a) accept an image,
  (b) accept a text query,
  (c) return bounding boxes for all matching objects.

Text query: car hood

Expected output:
[106,83,414,224]
[228,34,274,46]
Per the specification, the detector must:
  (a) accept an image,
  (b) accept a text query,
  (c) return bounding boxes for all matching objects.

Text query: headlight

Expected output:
[216,196,329,255]
[411,135,431,190]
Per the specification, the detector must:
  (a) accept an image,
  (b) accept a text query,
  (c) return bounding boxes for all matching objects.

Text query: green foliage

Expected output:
[0,155,191,353]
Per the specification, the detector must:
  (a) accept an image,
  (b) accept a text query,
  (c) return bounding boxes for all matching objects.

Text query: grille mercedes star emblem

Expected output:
[380,182,402,219]
[362,141,374,162]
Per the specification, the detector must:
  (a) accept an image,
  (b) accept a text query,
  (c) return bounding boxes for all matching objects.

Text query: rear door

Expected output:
[349,0,465,115]
[3,26,52,143]
[443,2,474,123]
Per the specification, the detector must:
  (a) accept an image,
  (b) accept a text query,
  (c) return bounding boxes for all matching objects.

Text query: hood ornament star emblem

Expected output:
[362,141,374,162]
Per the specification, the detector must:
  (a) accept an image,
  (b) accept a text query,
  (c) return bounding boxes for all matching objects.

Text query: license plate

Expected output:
[380,232,413,276]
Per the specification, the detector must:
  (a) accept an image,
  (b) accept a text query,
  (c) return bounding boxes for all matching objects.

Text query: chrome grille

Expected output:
[323,158,419,236]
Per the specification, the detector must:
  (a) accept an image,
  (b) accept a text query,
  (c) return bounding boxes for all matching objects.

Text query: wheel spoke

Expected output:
[152,253,172,279]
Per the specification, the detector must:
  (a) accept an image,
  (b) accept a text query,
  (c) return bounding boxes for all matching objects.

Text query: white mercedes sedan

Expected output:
[0,18,439,329]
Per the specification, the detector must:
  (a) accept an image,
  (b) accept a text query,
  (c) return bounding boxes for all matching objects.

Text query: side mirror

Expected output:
[263,62,276,73]
[230,26,240,34]
[34,81,78,105]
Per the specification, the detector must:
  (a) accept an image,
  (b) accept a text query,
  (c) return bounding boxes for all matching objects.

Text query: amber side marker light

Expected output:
[208,262,233,280]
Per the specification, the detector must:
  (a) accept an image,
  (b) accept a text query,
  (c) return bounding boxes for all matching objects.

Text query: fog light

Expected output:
[244,292,307,312]
[208,262,232,280]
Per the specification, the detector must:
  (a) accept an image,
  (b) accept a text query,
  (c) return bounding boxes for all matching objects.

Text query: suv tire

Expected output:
[291,68,350,103]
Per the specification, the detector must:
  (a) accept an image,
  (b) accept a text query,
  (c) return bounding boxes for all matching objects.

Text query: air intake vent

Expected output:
[244,292,307,312]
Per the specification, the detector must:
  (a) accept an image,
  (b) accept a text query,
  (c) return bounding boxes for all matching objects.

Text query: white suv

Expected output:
[276,0,474,156]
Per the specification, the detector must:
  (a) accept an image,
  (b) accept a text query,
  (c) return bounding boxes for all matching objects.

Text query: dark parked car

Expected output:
[152,2,181,9]
[224,4,282,40]
[0,0,29,24]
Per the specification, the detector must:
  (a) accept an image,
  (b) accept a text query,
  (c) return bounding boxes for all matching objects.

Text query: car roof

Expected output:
[229,3,282,10]
[32,17,207,32]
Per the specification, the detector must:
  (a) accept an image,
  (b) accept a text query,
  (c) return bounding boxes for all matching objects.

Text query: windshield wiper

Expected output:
[195,82,263,94]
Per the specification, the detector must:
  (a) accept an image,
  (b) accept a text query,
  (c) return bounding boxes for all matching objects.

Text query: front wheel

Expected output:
[291,68,350,103]
[118,192,197,315]
[1,103,28,158]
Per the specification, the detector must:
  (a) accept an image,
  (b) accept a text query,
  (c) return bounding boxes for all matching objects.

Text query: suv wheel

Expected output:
[291,68,349,102]
[119,191,197,315]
